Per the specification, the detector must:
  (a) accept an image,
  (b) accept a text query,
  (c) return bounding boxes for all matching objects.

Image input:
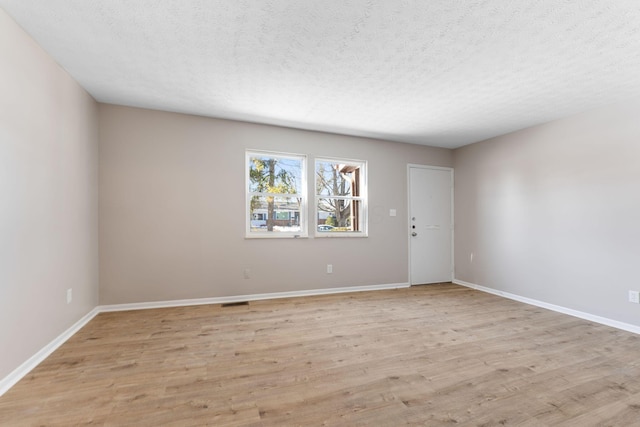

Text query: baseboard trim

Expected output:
[98,282,411,312]
[453,279,640,335]
[0,307,100,397]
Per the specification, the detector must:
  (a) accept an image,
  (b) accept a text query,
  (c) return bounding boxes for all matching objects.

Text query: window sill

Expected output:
[245,234,308,239]
[314,232,368,238]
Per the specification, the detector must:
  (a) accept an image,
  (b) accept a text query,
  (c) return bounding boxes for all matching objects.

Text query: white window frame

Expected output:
[314,157,368,238]
[246,150,307,238]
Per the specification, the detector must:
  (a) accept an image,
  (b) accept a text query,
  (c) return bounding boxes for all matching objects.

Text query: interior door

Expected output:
[409,166,453,285]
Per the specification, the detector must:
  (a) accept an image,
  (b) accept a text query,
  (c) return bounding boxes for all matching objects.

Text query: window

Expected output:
[246,151,307,238]
[315,158,367,236]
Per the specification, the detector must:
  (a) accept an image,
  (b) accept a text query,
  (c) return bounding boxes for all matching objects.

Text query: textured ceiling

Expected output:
[2,1,640,148]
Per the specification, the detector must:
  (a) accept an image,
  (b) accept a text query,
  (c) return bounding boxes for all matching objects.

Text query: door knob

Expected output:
[411,232,417,237]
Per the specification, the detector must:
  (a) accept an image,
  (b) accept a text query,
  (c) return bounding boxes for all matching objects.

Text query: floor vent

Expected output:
[221,301,249,307]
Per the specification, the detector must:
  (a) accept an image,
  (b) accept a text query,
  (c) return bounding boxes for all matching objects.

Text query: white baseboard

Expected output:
[98,282,410,312]
[0,307,100,397]
[1,282,409,396]
[453,279,640,335]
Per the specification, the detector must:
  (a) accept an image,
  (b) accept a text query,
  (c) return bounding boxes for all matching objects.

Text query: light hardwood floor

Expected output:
[1,283,640,426]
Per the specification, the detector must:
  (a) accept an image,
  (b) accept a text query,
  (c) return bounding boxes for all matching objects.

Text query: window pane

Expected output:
[315,158,366,236]
[315,161,355,196]
[249,155,302,195]
[317,198,362,232]
[250,196,302,233]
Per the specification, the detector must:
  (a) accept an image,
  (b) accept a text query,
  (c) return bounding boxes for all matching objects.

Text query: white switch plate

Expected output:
[389,209,397,217]
[629,290,639,304]
[66,288,73,304]
[327,264,333,274]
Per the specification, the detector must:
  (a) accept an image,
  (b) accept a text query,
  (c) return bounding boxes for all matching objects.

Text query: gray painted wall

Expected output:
[454,107,640,326]
[98,104,452,304]
[0,9,99,380]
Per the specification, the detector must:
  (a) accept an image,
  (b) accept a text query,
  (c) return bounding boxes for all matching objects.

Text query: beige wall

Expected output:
[454,106,640,326]
[98,105,452,304]
[0,10,99,380]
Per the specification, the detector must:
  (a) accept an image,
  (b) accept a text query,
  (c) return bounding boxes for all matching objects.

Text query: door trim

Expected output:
[407,164,454,286]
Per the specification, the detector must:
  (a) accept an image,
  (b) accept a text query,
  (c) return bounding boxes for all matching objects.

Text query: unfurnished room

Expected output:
[1,1,640,425]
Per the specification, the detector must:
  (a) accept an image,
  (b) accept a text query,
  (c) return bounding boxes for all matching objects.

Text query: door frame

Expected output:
[407,164,454,286]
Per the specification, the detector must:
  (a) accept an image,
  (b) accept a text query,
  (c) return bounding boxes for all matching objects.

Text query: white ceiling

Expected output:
[2,1,640,148]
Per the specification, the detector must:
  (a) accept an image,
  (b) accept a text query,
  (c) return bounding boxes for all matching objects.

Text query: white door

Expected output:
[409,166,453,285]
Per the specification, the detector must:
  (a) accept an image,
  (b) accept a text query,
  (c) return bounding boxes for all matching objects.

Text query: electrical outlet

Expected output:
[629,290,639,304]
[66,288,73,304]
[243,268,251,279]
[327,264,333,274]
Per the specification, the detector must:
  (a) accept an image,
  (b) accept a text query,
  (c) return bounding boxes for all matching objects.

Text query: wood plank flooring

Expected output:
[2,283,640,426]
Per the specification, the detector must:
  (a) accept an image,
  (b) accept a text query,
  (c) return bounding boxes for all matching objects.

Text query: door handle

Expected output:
[411,232,417,237]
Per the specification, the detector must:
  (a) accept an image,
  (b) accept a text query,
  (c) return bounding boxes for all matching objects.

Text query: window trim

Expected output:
[314,157,368,238]
[246,150,308,239]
